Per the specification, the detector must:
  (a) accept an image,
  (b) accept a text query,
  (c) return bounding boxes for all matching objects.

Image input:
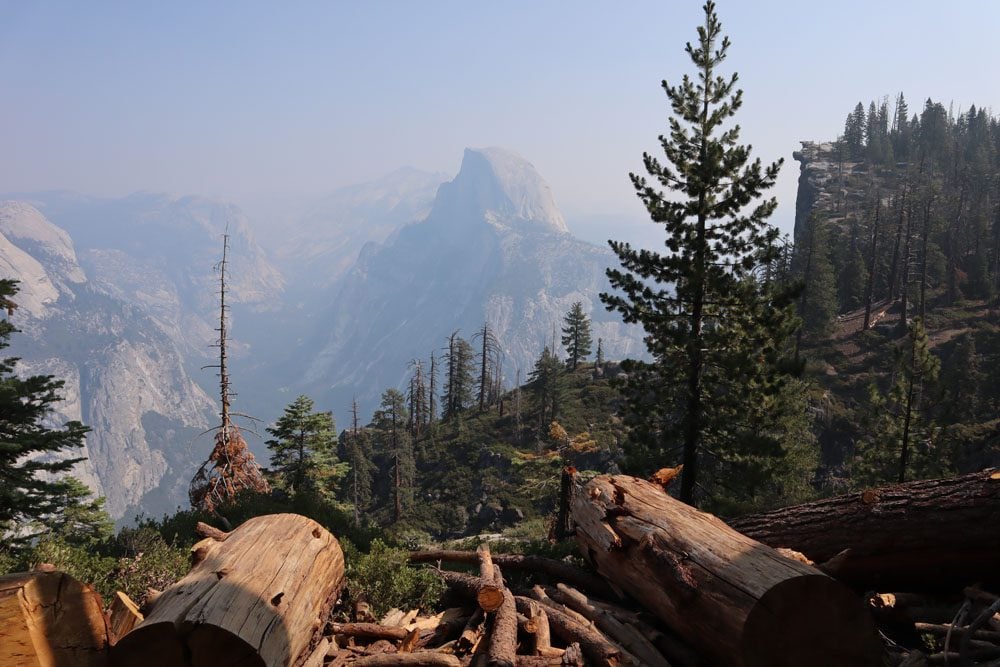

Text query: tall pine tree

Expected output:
[561,302,593,371]
[601,2,802,505]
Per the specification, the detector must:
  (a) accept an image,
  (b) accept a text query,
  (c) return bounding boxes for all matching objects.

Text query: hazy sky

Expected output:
[2,1,998,238]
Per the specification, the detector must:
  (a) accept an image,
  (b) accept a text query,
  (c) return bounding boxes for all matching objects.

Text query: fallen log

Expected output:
[352,652,462,666]
[728,469,1000,588]
[0,570,110,667]
[477,544,505,613]
[572,474,883,667]
[487,566,517,667]
[111,513,344,667]
[330,622,410,641]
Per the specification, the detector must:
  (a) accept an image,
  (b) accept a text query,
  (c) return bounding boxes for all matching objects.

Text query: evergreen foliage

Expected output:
[265,395,345,502]
[561,302,593,371]
[371,388,415,523]
[601,2,804,505]
[855,318,941,484]
[443,332,475,418]
[528,346,565,429]
[0,279,101,550]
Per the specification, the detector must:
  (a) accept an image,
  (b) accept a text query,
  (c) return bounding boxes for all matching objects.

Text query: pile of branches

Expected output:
[874,587,1000,666]
[307,543,693,667]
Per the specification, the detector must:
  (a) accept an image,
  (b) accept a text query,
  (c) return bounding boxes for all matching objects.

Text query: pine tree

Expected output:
[856,318,941,484]
[0,279,94,548]
[601,1,803,505]
[560,302,593,371]
[265,395,342,501]
[796,217,838,337]
[344,397,374,526]
[372,388,414,523]
[443,332,474,418]
[528,346,564,432]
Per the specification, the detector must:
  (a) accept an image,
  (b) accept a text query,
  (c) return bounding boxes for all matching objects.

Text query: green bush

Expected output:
[344,539,445,618]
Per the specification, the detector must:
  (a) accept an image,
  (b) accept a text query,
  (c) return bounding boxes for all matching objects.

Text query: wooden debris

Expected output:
[476,543,505,613]
[514,596,621,667]
[486,566,517,667]
[331,623,411,642]
[572,474,884,667]
[111,513,344,667]
[108,591,143,644]
[729,469,1000,588]
[0,570,109,667]
[409,549,617,601]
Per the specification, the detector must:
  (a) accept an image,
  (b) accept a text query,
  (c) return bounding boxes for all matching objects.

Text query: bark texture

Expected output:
[728,469,1000,588]
[572,474,883,667]
[111,513,344,667]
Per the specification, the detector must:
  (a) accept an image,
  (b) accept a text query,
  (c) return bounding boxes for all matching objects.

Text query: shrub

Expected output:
[344,539,445,618]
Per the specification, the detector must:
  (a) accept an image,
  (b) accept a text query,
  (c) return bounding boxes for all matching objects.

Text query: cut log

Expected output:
[111,513,344,667]
[330,622,410,641]
[486,566,517,667]
[546,584,672,667]
[728,468,1000,588]
[352,653,462,666]
[108,591,143,644]
[514,596,621,667]
[476,544,504,613]
[572,474,883,667]
[0,570,110,667]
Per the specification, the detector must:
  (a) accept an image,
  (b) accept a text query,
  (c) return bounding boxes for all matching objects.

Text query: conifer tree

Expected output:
[443,332,474,418]
[796,217,838,337]
[344,397,374,526]
[561,302,593,371]
[528,346,564,430]
[601,1,802,504]
[372,388,414,523]
[266,395,341,500]
[0,279,96,548]
[856,318,941,484]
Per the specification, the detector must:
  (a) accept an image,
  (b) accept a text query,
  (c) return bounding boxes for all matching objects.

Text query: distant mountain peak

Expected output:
[428,147,569,234]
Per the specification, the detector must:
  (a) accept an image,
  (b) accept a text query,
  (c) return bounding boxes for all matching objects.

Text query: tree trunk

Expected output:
[572,474,882,667]
[0,570,110,667]
[111,513,344,667]
[728,469,1000,590]
[108,592,143,645]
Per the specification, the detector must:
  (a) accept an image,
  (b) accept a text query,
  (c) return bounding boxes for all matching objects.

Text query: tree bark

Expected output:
[0,570,110,667]
[111,513,344,667]
[486,566,517,667]
[572,474,883,667]
[728,469,1000,589]
[514,597,621,667]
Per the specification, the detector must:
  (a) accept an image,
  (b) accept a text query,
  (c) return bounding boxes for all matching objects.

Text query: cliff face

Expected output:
[300,148,645,415]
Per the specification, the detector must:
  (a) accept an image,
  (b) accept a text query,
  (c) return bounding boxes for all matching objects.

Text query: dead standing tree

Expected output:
[189,233,269,513]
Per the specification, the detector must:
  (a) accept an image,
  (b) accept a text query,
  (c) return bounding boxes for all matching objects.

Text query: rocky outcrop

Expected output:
[302,147,645,415]
[1,201,223,517]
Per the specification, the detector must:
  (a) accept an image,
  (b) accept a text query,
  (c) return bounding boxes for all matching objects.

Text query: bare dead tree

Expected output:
[190,232,269,513]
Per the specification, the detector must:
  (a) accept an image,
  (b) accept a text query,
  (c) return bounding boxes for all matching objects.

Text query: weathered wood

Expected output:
[352,651,463,666]
[476,544,504,613]
[0,570,109,667]
[457,609,486,655]
[108,591,143,644]
[728,469,1000,588]
[410,550,616,600]
[572,474,883,667]
[330,622,410,641]
[514,596,621,667]
[111,513,344,667]
[515,643,582,667]
[486,566,517,667]
[546,584,672,667]
[552,466,578,540]
[521,600,557,657]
